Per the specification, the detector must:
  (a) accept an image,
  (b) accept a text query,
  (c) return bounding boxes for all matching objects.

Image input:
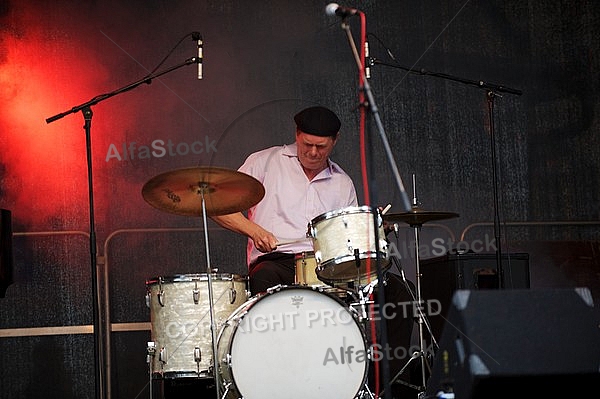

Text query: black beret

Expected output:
[293,106,341,137]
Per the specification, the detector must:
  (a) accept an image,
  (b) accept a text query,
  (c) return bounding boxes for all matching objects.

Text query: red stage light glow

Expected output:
[0,5,115,231]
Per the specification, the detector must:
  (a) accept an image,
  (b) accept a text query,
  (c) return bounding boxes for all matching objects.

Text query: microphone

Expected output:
[325,3,359,18]
[364,41,371,79]
[192,32,203,80]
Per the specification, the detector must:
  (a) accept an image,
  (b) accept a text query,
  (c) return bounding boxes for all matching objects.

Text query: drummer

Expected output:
[212,104,416,390]
[211,105,357,295]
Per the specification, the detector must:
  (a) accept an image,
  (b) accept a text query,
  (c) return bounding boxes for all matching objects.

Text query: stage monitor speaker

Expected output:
[421,252,530,340]
[0,209,13,298]
[425,288,600,399]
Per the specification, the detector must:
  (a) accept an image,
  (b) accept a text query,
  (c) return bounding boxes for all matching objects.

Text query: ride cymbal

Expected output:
[383,206,459,226]
[142,166,265,217]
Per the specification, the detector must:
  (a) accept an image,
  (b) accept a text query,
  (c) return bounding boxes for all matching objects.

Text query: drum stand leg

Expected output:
[198,186,221,399]
[146,342,156,399]
[397,222,433,396]
[382,223,440,398]
[359,383,376,399]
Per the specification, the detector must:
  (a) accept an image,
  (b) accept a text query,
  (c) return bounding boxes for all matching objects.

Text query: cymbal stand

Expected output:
[197,183,221,399]
[383,252,439,395]
[411,220,429,392]
[390,177,435,396]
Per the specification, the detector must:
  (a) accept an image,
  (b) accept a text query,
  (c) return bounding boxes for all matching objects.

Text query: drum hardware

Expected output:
[193,282,200,305]
[158,347,167,367]
[228,286,237,304]
[382,177,459,395]
[143,166,263,399]
[194,346,202,370]
[156,277,165,307]
[352,285,374,324]
[146,342,157,399]
[350,252,373,321]
[353,248,362,288]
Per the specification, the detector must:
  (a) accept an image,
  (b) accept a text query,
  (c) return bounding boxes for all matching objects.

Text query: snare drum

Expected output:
[216,285,369,399]
[308,205,390,284]
[295,251,355,298]
[294,251,322,286]
[146,273,248,378]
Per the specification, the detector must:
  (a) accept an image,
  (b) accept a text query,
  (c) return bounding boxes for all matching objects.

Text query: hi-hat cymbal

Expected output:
[384,206,459,226]
[142,166,265,217]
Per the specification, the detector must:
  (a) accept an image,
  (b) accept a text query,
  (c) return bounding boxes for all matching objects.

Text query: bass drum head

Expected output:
[218,285,368,399]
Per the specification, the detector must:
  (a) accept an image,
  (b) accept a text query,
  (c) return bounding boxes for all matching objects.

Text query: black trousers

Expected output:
[248,252,296,296]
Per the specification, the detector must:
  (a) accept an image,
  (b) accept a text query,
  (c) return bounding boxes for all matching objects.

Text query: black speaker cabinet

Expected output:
[0,209,13,298]
[425,288,600,399]
[420,252,530,340]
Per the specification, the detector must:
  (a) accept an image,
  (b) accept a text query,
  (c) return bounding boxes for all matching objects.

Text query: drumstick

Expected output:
[381,203,392,215]
[276,237,311,246]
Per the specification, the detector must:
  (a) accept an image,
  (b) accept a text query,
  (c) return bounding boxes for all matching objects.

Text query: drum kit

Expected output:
[141,166,459,399]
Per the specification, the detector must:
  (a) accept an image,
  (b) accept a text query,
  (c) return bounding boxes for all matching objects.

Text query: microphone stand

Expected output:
[337,17,412,399]
[371,58,523,288]
[45,56,201,399]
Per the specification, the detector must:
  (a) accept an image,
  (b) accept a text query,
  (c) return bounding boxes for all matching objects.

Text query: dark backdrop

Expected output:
[1,1,599,398]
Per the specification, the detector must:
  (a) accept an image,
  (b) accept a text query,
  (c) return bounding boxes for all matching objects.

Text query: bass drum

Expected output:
[217,285,369,399]
[146,273,248,378]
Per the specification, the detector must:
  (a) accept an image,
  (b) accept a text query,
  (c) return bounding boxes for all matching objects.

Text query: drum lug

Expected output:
[192,280,201,304]
[229,287,237,304]
[194,346,201,364]
[308,225,316,239]
[145,291,151,309]
[267,284,283,294]
[156,290,165,308]
[157,289,165,307]
[376,211,383,227]
[157,277,165,307]
[158,347,167,365]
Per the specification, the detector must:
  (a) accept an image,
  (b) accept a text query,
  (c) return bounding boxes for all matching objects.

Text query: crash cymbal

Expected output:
[142,166,265,217]
[384,206,459,226]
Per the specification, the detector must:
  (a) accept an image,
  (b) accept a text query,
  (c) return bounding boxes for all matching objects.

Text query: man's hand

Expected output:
[211,212,277,252]
[251,228,278,253]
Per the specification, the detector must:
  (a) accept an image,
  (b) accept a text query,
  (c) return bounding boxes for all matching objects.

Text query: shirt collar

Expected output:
[282,142,340,177]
